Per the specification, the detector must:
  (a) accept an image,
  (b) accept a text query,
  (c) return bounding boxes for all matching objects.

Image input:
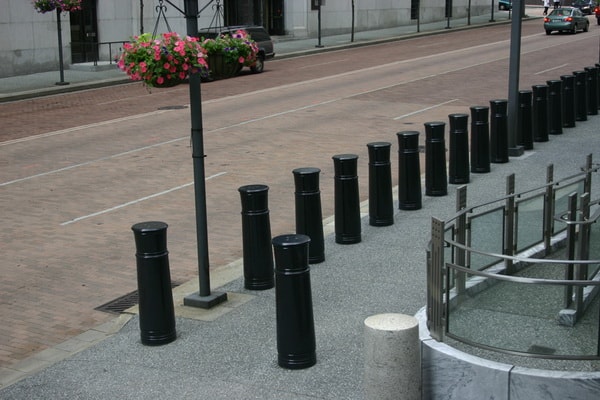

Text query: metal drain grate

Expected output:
[95,282,181,314]
[527,345,556,355]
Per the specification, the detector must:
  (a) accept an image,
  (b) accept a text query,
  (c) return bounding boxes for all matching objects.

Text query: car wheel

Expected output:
[584,21,589,32]
[546,29,552,35]
[250,54,265,73]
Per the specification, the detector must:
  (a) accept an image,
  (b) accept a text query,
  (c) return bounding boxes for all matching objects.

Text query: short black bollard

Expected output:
[396,131,422,210]
[573,70,588,121]
[448,113,470,184]
[518,90,534,149]
[424,122,448,196]
[293,167,325,264]
[546,80,563,135]
[332,154,361,244]
[239,184,274,290]
[273,234,316,369]
[532,84,549,142]
[561,75,576,128]
[131,221,176,346]
[470,106,491,173]
[367,142,394,226]
[489,99,509,163]
[585,66,598,115]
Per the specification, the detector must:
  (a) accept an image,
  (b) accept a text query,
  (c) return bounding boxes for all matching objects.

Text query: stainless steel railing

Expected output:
[428,154,600,359]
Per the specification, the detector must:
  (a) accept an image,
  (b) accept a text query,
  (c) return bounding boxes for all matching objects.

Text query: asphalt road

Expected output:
[1,17,599,371]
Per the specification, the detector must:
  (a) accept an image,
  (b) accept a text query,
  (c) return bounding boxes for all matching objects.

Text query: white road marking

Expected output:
[60,172,227,226]
[535,63,569,75]
[393,99,459,120]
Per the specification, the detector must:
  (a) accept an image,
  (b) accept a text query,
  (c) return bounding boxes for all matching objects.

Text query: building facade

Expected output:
[0,0,493,78]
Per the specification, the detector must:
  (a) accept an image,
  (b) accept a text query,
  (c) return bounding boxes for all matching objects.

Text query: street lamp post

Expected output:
[507,0,525,156]
[175,0,227,308]
[55,9,69,85]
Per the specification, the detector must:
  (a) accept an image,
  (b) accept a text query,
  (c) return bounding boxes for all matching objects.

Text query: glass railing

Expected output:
[427,154,600,359]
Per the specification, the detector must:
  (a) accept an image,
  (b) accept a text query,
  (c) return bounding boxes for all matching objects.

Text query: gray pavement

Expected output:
[5,6,598,400]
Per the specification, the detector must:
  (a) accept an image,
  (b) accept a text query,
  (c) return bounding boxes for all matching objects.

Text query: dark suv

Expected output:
[198,25,275,73]
[572,0,594,14]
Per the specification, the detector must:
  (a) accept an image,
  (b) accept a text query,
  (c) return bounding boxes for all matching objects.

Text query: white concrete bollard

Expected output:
[364,313,421,400]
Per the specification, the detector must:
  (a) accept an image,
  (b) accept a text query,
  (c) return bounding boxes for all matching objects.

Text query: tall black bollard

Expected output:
[546,80,563,135]
[573,70,588,121]
[367,142,394,226]
[532,84,549,142]
[239,184,274,290]
[273,234,316,369]
[561,75,576,128]
[293,168,325,264]
[448,113,470,184]
[585,66,598,115]
[518,90,534,150]
[332,154,361,244]
[489,99,509,163]
[470,106,491,173]
[132,221,176,346]
[424,122,448,196]
[595,63,600,108]
[396,131,422,210]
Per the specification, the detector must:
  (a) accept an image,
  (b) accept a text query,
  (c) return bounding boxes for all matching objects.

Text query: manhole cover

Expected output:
[95,282,181,314]
[157,105,187,110]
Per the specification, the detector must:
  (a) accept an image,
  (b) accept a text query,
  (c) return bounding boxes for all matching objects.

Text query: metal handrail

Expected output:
[428,154,600,359]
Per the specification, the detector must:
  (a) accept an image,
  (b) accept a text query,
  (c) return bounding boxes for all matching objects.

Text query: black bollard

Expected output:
[596,63,600,108]
[573,70,588,121]
[532,85,549,142]
[367,142,394,226]
[132,221,176,346]
[239,184,274,290]
[396,131,422,210]
[585,66,598,115]
[448,113,470,184]
[470,106,491,173]
[546,80,563,135]
[424,122,448,196]
[489,99,509,163]
[332,154,361,244]
[273,234,316,370]
[518,90,534,150]
[293,167,325,264]
[561,75,576,128]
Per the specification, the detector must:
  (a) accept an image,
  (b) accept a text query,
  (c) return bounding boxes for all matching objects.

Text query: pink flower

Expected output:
[156,76,164,85]
[238,56,245,64]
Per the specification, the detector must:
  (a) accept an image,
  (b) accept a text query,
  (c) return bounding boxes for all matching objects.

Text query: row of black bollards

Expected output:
[130,63,600,369]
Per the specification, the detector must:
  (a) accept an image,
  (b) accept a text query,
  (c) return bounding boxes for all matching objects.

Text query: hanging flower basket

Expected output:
[201,30,259,80]
[117,32,208,88]
[33,0,82,14]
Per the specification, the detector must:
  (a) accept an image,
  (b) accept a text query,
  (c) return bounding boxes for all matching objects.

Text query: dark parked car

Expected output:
[571,0,595,14]
[595,5,600,24]
[499,0,512,10]
[544,7,590,34]
[198,25,275,73]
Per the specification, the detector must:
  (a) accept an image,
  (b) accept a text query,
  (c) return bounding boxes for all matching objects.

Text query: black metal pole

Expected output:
[183,0,227,309]
[55,9,69,85]
[507,0,524,156]
[316,4,324,48]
